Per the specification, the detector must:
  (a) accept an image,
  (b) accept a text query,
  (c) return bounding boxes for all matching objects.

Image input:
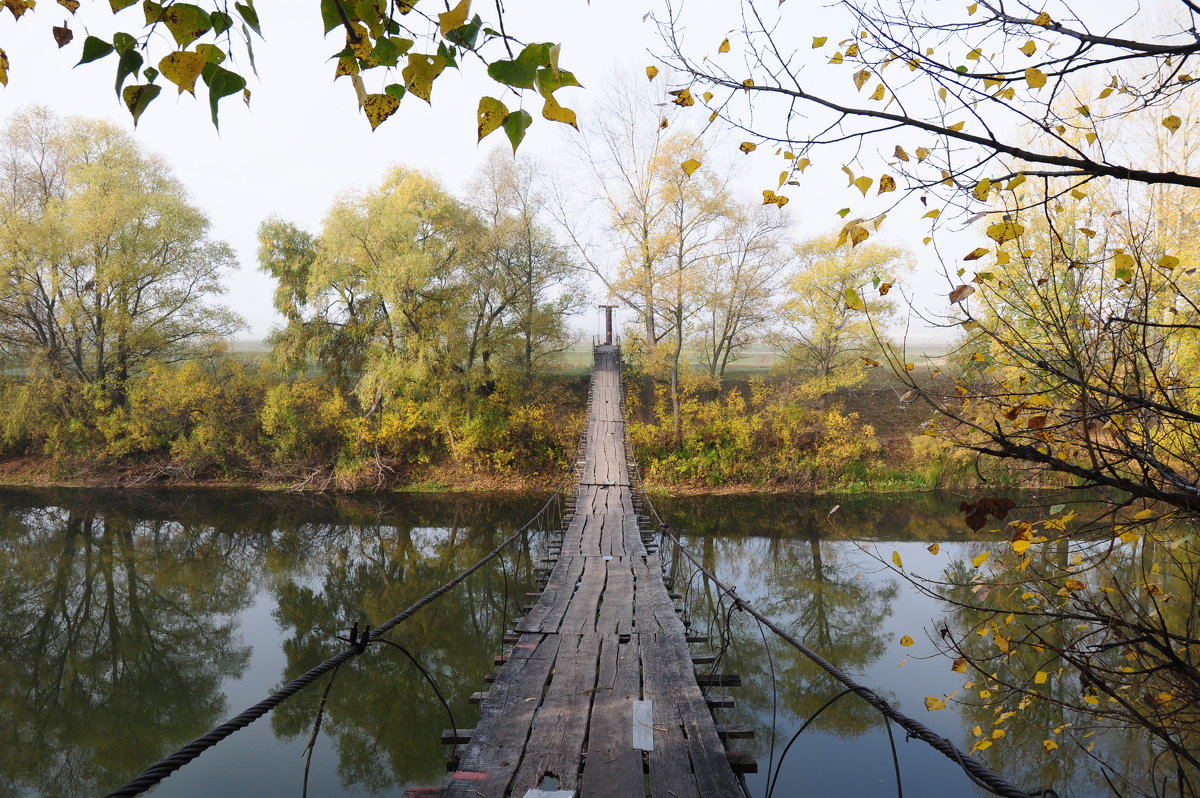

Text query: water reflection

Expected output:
[1,487,1169,798]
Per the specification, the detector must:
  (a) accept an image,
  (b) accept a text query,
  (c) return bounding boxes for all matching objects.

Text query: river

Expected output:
[0,487,1166,798]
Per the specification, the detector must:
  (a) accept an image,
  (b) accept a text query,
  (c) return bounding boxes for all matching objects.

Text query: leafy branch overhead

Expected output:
[1,0,580,142]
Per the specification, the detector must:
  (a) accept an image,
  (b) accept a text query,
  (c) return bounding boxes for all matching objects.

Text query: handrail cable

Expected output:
[104,485,571,798]
[641,488,1052,798]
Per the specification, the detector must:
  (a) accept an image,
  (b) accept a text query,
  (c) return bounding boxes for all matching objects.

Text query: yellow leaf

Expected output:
[972,726,983,737]
[1012,539,1031,553]
[900,634,914,646]
[1019,40,1036,57]
[972,740,993,752]
[915,147,930,162]
[829,51,843,64]
[994,634,1010,654]
[845,43,859,57]
[853,69,871,90]
[986,221,1024,244]
[1033,11,1053,26]
[742,78,754,88]
[1083,694,1100,706]
[925,696,947,711]
[670,87,695,107]
[1043,739,1058,752]
[159,50,206,95]
[923,209,941,219]
[870,83,885,101]
[362,93,401,131]
[1035,671,1048,684]
[1064,578,1085,591]
[778,170,788,188]
[812,36,827,48]
[947,120,965,131]
[1163,114,1182,133]
[964,247,989,261]
[967,2,978,14]
[646,65,659,81]
[797,157,811,172]
[402,53,447,103]
[892,551,904,568]
[1007,174,1026,190]
[718,37,731,54]
[972,551,990,567]
[541,95,577,128]
[437,0,470,35]
[966,47,982,60]
[703,91,713,103]
[0,48,7,87]
[853,175,873,196]
[739,141,757,153]
[973,178,992,201]
[879,282,892,295]
[681,158,701,177]
[952,657,968,672]
[894,145,910,162]
[949,284,975,302]
[1025,67,1047,89]
[878,174,896,193]
[991,728,1006,739]
[862,357,881,367]
[1158,254,1180,269]
[928,542,940,555]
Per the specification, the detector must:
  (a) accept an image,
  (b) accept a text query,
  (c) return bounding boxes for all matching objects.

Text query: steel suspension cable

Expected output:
[103,486,567,798]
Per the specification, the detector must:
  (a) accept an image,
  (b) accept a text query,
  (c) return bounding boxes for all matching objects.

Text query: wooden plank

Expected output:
[443,634,560,798]
[508,634,602,794]
[579,635,644,797]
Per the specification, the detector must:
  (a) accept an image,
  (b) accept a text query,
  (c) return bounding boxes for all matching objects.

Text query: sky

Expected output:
[0,0,955,345]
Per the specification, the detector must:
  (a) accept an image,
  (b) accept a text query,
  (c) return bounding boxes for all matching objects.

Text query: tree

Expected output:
[692,202,792,383]
[772,231,910,396]
[0,106,241,405]
[470,149,584,380]
[0,1,580,141]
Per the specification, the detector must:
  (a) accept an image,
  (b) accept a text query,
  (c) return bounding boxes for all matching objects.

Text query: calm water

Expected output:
[0,488,1145,798]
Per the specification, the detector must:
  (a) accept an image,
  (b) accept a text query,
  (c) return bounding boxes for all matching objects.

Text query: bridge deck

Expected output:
[442,346,744,798]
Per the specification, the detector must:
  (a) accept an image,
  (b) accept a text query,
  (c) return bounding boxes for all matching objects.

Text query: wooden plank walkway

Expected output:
[440,345,746,798]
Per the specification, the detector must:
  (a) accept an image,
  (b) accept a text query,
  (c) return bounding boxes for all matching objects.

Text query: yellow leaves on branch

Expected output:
[363,93,401,130]
[761,189,788,207]
[437,0,470,35]
[952,657,968,672]
[477,96,507,140]
[853,175,873,196]
[542,95,577,128]
[159,51,206,95]
[925,696,948,711]
[403,53,447,103]
[670,87,695,107]
[1025,67,1047,89]
[986,220,1024,243]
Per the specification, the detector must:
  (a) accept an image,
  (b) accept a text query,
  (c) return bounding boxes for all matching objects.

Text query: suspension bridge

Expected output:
[105,344,1050,798]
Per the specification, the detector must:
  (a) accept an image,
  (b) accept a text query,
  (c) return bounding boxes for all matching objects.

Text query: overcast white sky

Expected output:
[0,0,959,345]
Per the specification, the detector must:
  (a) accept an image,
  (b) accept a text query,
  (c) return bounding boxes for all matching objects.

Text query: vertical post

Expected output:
[599,304,617,345]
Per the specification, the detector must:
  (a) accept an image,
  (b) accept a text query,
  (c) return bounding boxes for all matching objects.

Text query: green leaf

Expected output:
[76,36,115,65]
[444,14,482,48]
[845,287,865,310]
[1049,504,1065,515]
[109,0,137,11]
[488,42,552,89]
[488,56,537,89]
[319,0,342,33]
[122,82,161,125]
[114,48,143,95]
[112,31,137,53]
[384,82,406,100]
[837,208,850,217]
[370,35,399,67]
[436,40,457,69]
[234,1,261,35]
[161,3,212,48]
[535,66,581,98]
[196,43,225,64]
[210,10,233,35]
[502,108,532,152]
[142,66,159,82]
[201,62,246,127]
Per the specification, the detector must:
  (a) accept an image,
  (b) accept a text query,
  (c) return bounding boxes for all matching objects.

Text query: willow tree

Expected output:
[0,106,240,405]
